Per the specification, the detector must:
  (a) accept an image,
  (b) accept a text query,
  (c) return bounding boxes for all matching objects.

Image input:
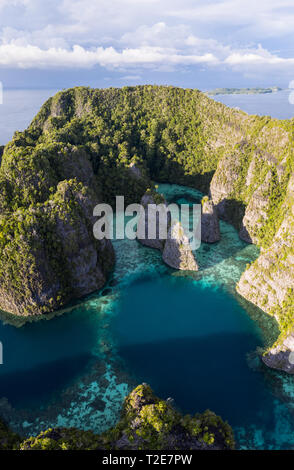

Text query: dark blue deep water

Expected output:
[0,183,294,449]
[0,308,99,408]
[113,276,265,427]
[0,90,294,448]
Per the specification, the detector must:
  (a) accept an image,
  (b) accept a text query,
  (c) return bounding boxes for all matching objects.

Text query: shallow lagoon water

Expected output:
[0,183,294,449]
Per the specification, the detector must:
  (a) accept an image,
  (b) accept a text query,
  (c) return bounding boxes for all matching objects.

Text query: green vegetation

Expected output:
[0,84,293,351]
[15,384,234,450]
[19,428,103,450]
[0,418,20,450]
[0,84,293,448]
[0,85,250,316]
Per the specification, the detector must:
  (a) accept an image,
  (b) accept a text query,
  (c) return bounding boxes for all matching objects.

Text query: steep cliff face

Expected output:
[137,191,198,270]
[162,222,199,271]
[0,132,118,317]
[201,197,220,243]
[17,384,235,450]
[237,175,294,370]
[237,175,294,312]
[210,121,293,245]
[0,180,115,316]
[208,117,294,369]
[137,191,170,251]
[0,88,153,316]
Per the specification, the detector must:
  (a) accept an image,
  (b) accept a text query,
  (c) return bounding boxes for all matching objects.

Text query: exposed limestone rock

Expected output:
[137,191,171,251]
[277,157,288,183]
[1,84,293,362]
[239,170,273,244]
[245,156,257,187]
[238,175,294,310]
[210,147,245,226]
[162,222,198,271]
[201,198,220,243]
[137,193,198,271]
[53,182,114,298]
[209,137,291,242]
[0,181,115,316]
[207,122,294,374]
[237,175,294,372]
[261,331,294,374]
[129,162,142,179]
[19,384,235,450]
[56,146,96,189]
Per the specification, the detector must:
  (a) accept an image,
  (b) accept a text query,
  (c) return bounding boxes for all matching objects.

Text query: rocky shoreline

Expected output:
[137,191,199,271]
[0,85,293,375]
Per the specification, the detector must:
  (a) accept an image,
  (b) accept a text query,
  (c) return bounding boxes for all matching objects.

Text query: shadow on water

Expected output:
[151,160,214,194]
[215,198,247,231]
[168,194,202,205]
[0,353,95,409]
[0,181,285,448]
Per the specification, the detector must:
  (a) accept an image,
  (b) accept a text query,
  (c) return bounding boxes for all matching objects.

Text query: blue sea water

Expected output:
[0,183,294,449]
[112,277,263,426]
[0,89,58,145]
[0,88,293,146]
[213,89,294,120]
[0,90,294,448]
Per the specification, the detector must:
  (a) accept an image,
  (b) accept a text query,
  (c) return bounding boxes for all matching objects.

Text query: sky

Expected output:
[0,0,294,90]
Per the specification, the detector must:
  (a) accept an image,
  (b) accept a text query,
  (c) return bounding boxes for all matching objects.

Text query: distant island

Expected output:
[206,86,282,96]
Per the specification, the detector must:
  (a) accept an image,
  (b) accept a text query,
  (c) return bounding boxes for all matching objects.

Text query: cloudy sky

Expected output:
[0,0,293,90]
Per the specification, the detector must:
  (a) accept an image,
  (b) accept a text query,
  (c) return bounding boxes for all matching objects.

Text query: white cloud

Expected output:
[0,38,293,78]
[224,44,294,74]
[121,22,232,59]
[226,53,294,67]
[0,43,218,69]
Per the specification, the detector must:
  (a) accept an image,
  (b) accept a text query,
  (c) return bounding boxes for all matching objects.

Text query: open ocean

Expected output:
[1,88,294,449]
[0,88,293,146]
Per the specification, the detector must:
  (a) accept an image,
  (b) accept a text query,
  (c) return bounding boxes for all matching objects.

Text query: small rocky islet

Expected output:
[0,384,235,450]
[0,85,293,449]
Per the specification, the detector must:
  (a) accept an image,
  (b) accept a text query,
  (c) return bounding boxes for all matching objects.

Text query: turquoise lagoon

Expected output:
[0,183,294,449]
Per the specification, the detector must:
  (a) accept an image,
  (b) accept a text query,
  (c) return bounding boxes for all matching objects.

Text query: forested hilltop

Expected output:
[0,85,294,369]
[0,384,234,450]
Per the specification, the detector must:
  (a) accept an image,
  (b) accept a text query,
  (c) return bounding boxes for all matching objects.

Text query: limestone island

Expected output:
[206,86,282,95]
[0,85,294,450]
